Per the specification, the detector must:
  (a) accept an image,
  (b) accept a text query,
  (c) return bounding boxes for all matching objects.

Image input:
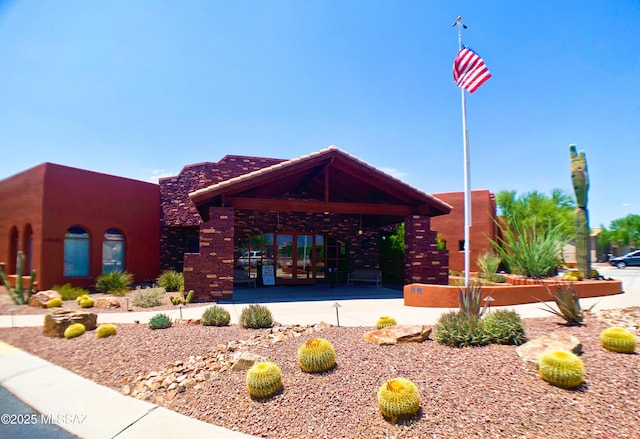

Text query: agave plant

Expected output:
[458,284,488,318]
[538,284,594,326]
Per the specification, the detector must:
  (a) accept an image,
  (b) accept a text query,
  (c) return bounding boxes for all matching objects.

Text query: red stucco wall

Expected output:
[430,190,497,273]
[0,163,160,290]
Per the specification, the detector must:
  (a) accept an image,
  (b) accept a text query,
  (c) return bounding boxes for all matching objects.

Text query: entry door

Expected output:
[275,233,315,284]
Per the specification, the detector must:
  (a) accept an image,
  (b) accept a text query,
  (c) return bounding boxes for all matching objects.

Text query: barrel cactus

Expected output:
[297,338,336,373]
[96,323,118,339]
[64,323,86,339]
[600,327,637,354]
[46,297,63,308]
[76,294,94,308]
[246,361,282,399]
[538,349,584,389]
[376,316,397,329]
[377,377,421,421]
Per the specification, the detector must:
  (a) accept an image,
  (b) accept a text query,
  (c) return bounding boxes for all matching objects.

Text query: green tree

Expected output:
[599,214,640,250]
[495,189,575,240]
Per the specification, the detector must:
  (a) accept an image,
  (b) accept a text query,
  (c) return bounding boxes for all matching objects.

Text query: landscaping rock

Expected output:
[363,325,432,346]
[515,331,582,368]
[230,352,268,372]
[43,309,98,337]
[28,290,62,308]
[95,297,121,309]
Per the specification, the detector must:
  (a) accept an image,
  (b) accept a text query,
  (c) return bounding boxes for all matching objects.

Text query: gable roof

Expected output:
[189,146,451,224]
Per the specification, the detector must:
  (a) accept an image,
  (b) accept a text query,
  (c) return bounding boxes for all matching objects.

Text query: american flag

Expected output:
[453,47,491,94]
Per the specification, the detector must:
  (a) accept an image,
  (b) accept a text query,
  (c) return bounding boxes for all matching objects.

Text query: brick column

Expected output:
[404,215,448,285]
[184,207,235,302]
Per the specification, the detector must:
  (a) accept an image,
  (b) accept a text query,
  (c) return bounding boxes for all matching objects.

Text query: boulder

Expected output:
[230,352,267,372]
[363,325,432,346]
[43,309,98,337]
[516,331,582,369]
[28,290,62,308]
[95,297,121,309]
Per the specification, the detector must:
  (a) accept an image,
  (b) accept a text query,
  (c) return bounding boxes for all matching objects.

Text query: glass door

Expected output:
[274,232,317,284]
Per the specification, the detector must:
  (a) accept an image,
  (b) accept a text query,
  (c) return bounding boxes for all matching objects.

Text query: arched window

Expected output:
[22,224,33,272]
[64,226,89,277]
[8,226,18,273]
[102,228,124,274]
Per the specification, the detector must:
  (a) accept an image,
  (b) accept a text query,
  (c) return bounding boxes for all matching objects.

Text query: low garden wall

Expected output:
[404,276,624,308]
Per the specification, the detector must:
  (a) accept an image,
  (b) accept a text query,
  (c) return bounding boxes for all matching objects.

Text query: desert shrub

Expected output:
[96,323,117,339]
[148,313,172,330]
[477,250,502,274]
[133,287,165,308]
[96,271,133,296]
[377,377,421,421]
[297,338,336,373]
[476,272,507,283]
[202,306,231,327]
[481,310,526,345]
[52,283,89,301]
[434,311,490,347]
[46,297,63,308]
[246,362,282,399]
[240,304,273,329]
[157,270,184,292]
[490,217,565,278]
[64,323,86,339]
[376,316,397,329]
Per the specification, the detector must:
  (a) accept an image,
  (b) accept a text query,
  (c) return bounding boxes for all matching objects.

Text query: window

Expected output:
[102,229,124,274]
[458,240,465,251]
[64,226,89,277]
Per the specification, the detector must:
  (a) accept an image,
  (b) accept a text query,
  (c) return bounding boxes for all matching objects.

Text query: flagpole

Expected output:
[454,16,472,288]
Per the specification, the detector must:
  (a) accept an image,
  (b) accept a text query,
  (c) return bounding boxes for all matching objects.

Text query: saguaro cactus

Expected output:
[570,145,590,277]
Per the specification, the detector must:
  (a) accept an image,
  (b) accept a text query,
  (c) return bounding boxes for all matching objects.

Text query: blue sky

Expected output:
[0,1,638,228]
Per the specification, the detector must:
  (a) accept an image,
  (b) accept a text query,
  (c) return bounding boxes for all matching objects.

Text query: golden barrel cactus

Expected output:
[600,327,636,353]
[376,316,397,329]
[297,338,336,373]
[539,349,584,389]
[96,323,118,339]
[377,377,420,421]
[64,323,86,339]
[246,361,282,399]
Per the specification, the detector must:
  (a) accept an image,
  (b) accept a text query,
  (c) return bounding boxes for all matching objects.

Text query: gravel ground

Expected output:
[0,313,639,439]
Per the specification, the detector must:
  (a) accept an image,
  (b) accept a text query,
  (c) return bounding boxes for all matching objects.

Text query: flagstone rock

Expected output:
[43,309,98,337]
[516,331,582,369]
[29,290,62,308]
[95,297,121,309]
[363,325,432,346]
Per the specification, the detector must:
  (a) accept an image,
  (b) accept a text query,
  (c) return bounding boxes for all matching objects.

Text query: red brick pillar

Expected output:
[184,207,235,302]
[404,215,448,285]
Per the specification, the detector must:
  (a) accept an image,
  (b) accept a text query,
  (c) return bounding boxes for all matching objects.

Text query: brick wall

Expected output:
[404,214,448,285]
[184,207,235,302]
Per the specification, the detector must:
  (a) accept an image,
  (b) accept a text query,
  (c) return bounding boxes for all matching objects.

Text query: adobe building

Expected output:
[0,163,160,290]
[430,190,498,273]
[1,146,497,300]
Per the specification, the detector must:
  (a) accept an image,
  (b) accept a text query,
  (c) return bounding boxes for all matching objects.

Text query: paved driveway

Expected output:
[596,264,640,289]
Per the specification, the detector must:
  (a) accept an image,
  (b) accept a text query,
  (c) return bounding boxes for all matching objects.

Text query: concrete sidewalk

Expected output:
[1,281,638,439]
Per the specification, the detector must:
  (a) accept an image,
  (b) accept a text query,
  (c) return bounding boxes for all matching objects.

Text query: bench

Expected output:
[233,269,256,288]
[347,269,382,287]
